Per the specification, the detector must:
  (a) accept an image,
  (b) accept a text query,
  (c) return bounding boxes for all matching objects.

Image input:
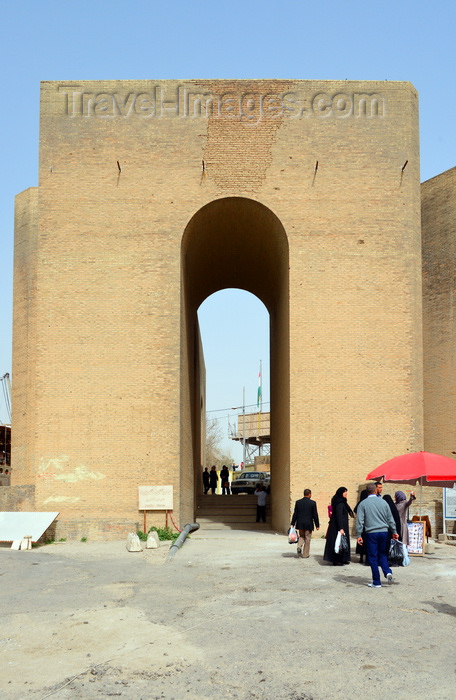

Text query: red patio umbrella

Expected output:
[366,451,456,517]
[366,451,456,487]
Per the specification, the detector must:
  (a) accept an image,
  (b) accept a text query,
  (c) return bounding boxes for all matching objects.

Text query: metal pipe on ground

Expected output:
[166,523,200,561]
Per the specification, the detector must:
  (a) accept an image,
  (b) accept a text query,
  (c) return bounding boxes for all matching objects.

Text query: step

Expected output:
[196,505,271,515]
[196,507,271,518]
[196,510,271,522]
[195,494,270,528]
[196,513,268,522]
[195,520,271,531]
[196,496,259,508]
[197,495,256,500]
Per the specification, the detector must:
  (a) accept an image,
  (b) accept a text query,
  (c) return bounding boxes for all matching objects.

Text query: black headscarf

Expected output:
[331,487,354,517]
[354,488,368,514]
[383,494,401,535]
[331,486,347,506]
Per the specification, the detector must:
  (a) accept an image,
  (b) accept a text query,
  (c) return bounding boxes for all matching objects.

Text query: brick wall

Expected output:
[422,167,456,534]
[12,80,426,538]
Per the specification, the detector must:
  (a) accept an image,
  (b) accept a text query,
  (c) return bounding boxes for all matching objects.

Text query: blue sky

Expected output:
[1,2,455,460]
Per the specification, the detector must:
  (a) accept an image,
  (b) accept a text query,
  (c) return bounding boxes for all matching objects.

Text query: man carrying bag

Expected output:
[356,482,399,587]
[291,489,320,558]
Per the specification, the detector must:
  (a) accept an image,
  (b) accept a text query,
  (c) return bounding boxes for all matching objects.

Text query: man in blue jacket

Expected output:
[356,482,399,587]
[291,489,320,558]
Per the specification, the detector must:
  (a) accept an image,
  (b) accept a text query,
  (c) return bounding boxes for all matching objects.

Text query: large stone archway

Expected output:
[181,197,289,531]
[10,79,429,539]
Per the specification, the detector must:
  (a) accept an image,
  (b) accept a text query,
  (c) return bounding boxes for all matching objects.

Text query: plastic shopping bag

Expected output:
[288,526,298,544]
[401,541,410,567]
[334,531,342,553]
[389,539,410,566]
[388,538,403,566]
[339,534,349,554]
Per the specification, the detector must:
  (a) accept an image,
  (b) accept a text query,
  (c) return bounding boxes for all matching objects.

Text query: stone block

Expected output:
[126,532,143,552]
[146,531,160,549]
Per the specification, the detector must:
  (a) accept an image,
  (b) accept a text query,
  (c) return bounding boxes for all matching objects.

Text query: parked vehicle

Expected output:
[230,470,270,495]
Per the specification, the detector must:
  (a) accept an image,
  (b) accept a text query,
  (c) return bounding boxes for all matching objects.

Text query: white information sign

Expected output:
[444,487,456,520]
[138,485,173,511]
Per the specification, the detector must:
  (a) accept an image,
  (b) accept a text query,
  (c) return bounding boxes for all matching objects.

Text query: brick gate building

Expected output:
[9,80,456,539]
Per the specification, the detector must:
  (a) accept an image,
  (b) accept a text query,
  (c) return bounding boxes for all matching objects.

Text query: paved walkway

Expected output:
[1,532,455,699]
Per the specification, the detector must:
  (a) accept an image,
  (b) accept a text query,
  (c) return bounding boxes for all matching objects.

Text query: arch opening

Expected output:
[181,197,290,531]
[198,288,270,468]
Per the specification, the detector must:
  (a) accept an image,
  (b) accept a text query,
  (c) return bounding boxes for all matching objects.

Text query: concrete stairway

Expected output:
[195,494,271,530]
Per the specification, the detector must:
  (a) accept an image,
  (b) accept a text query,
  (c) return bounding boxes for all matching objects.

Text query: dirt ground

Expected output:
[0,529,455,700]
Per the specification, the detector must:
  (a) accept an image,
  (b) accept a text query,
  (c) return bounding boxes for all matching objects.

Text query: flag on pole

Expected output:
[257,363,262,437]
[257,362,262,409]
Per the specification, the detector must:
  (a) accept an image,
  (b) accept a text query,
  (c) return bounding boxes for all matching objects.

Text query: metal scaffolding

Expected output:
[229,410,271,464]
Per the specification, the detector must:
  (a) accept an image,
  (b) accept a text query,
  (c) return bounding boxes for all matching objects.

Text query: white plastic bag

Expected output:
[334,531,342,554]
[288,526,298,544]
[389,538,410,566]
[401,541,410,567]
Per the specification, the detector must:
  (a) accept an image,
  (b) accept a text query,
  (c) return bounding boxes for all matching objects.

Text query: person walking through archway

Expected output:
[202,467,210,495]
[209,466,218,495]
[220,465,230,495]
[324,487,354,566]
[291,488,320,558]
[254,484,267,522]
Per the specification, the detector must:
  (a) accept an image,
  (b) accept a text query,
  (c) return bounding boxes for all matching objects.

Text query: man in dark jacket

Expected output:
[291,489,320,558]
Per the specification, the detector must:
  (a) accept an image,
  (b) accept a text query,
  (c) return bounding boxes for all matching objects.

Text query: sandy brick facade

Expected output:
[11,80,437,539]
[421,167,456,533]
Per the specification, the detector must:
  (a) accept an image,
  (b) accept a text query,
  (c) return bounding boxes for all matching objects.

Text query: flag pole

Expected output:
[242,386,246,465]
[257,361,262,442]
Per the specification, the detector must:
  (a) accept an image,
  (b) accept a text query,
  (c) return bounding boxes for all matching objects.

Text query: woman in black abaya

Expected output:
[383,495,401,538]
[354,489,368,564]
[324,486,354,566]
[383,494,402,562]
